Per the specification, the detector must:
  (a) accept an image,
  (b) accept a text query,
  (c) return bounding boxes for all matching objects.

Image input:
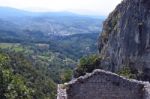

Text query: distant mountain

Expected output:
[0,7,31,17]
[0,7,105,18]
[0,7,81,18]
[0,7,104,42]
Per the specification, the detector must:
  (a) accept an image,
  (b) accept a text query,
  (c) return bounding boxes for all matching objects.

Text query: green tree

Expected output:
[74,55,101,78]
[60,69,73,83]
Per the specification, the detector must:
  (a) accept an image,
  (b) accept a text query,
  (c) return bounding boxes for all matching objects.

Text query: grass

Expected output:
[0,43,16,48]
[0,43,24,52]
[0,43,32,52]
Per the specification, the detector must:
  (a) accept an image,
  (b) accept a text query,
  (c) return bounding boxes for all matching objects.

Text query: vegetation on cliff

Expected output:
[74,55,102,78]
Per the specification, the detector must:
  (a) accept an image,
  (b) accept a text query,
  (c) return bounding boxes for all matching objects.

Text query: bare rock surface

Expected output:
[98,0,150,81]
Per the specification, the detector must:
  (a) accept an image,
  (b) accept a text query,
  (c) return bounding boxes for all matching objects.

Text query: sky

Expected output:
[0,0,122,16]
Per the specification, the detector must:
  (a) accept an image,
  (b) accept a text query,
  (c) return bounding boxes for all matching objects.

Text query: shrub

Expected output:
[74,54,101,78]
[117,66,138,79]
[60,69,73,83]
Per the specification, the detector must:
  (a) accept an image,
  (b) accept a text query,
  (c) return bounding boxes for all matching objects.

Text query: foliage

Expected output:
[2,70,33,99]
[0,51,56,99]
[74,55,102,78]
[117,67,132,79]
[0,33,98,83]
[60,69,73,83]
[117,66,138,79]
[54,33,99,59]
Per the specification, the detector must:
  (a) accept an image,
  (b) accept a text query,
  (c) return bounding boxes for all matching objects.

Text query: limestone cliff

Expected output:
[98,0,150,81]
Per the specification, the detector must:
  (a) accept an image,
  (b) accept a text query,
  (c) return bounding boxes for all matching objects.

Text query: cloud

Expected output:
[0,0,122,16]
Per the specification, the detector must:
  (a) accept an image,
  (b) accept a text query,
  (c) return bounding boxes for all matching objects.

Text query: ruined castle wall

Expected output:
[57,69,150,99]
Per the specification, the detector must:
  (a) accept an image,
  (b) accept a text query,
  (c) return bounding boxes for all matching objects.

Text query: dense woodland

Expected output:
[0,50,56,99]
[0,33,99,99]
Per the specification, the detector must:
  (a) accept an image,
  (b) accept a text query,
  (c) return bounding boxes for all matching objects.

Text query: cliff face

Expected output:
[98,0,150,81]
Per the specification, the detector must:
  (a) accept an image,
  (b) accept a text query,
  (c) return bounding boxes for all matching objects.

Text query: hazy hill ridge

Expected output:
[0,7,104,42]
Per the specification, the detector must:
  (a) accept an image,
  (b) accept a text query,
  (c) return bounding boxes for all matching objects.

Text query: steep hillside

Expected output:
[0,33,99,83]
[98,0,150,81]
[0,50,56,99]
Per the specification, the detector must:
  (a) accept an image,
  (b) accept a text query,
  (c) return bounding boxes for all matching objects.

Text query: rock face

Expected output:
[58,69,150,99]
[98,0,150,81]
[57,84,67,99]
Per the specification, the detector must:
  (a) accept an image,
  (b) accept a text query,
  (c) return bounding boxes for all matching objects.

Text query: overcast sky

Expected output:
[0,0,122,16]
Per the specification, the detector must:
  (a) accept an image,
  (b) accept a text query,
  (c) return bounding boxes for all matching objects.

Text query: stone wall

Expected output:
[57,69,150,99]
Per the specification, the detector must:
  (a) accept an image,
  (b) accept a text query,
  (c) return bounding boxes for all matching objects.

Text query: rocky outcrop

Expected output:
[57,84,67,99]
[57,69,150,99]
[98,0,150,81]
